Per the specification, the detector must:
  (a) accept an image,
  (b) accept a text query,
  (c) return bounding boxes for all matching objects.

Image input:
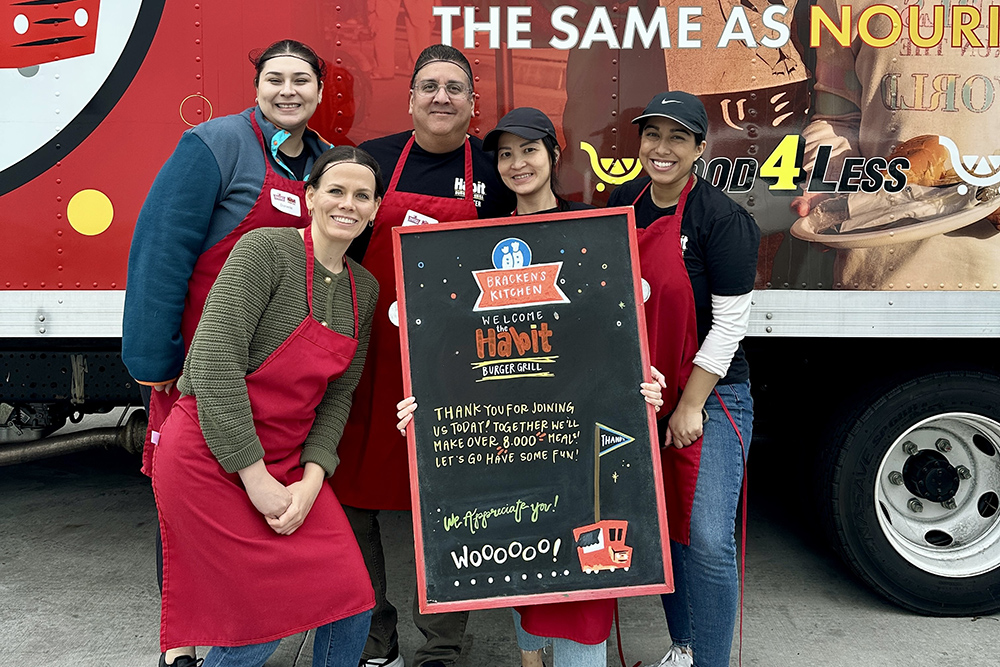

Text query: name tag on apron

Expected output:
[270,188,302,217]
[402,209,439,226]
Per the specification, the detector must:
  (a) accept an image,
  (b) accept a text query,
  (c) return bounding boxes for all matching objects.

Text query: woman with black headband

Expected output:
[152,146,383,667]
[124,38,331,485]
[122,39,333,667]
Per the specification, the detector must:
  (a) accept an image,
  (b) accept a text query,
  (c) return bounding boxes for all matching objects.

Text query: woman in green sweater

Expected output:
[151,146,383,667]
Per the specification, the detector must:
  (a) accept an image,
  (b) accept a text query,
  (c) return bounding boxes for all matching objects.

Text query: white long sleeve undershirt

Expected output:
[693,292,753,379]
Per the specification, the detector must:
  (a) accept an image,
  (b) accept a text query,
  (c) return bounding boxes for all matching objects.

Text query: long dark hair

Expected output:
[306,145,385,199]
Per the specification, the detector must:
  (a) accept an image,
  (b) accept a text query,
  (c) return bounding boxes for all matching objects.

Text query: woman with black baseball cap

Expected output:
[482,106,589,216]
[607,92,760,667]
[477,107,667,667]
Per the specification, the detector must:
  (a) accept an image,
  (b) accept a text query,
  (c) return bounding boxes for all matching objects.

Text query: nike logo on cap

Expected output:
[661,99,681,104]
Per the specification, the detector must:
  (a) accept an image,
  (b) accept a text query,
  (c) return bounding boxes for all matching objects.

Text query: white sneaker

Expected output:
[654,644,693,667]
[358,654,404,667]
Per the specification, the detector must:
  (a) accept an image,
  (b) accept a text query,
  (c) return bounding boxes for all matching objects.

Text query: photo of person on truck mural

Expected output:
[121,39,332,667]
[790,0,1000,291]
[151,145,383,667]
[331,44,515,667]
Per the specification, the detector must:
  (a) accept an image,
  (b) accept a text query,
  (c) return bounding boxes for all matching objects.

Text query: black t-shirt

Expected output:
[608,176,760,384]
[349,131,515,261]
[278,149,309,181]
[515,199,594,216]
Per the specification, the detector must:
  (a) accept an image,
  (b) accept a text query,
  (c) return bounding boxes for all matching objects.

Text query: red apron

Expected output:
[142,109,312,476]
[333,135,477,510]
[520,178,702,643]
[152,230,374,650]
[635,176,702,545]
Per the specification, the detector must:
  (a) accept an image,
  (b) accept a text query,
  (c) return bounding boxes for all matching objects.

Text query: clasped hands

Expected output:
[238,460,324,535]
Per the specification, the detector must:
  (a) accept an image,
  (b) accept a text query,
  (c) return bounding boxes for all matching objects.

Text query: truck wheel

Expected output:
[822,371,1000,616]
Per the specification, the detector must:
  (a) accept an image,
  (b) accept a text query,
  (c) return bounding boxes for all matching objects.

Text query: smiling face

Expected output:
[638,117,705,191]
[408,61,473,150]
[255,56,323,134]
[496,132,557,201]
[306,162,380,247]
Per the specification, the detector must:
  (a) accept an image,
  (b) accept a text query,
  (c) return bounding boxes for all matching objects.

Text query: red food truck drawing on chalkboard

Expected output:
[573,423,637,574]
[574,519,633,574]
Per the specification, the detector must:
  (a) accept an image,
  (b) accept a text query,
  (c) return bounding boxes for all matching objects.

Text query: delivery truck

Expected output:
[3,0,1000,617]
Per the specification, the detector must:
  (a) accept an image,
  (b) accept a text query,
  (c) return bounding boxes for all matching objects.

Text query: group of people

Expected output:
[122,38,759,667]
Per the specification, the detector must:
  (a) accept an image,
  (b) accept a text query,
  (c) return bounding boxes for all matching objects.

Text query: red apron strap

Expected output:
[386,135,474,202]
[631,181,652,207]
[674,175,695,219]
[249,109,279,178]
[304,228,316,315]
[387,135,416,193]
[462,138,474,202]
[346,262,359,340]
[631,174,695,220]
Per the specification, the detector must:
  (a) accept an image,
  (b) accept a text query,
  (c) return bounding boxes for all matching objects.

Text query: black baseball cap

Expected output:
[483,107,557,152]
[631,91,708,137]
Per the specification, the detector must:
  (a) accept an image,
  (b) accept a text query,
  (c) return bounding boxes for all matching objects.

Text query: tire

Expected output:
[821,371,1000,616]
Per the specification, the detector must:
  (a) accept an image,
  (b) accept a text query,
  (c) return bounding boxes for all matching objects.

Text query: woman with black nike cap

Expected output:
[607,92,759,667]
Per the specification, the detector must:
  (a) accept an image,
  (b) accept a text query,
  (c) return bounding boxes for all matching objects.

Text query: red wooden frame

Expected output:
[392,206,673,613]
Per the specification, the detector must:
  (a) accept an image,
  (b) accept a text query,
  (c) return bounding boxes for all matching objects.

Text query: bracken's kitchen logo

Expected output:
[472,238,570,312]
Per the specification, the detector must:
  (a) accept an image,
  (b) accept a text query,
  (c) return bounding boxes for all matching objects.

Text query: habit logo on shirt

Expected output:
[454,178,487,207]
[680,234,689,253]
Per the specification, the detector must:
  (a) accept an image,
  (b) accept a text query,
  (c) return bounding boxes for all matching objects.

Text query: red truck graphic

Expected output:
[574,519,632,574]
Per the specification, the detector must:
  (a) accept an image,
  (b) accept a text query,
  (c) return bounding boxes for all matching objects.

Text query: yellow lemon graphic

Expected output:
[581,142,644,192]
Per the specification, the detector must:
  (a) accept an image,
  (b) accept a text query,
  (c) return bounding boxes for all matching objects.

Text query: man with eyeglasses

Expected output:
[335,44,514,667]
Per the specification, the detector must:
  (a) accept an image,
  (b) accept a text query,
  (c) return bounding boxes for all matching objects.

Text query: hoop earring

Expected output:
[367,218,374,228]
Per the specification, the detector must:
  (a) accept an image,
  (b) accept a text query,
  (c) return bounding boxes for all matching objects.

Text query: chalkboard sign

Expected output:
[393,208,672,613]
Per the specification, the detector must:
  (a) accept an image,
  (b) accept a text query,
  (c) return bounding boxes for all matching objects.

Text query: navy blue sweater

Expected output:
[122,107,329,383]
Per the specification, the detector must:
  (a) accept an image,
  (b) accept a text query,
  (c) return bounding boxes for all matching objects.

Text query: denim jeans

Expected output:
[511,610,607,667]
[201,609,372,667]
[660,380,752,667]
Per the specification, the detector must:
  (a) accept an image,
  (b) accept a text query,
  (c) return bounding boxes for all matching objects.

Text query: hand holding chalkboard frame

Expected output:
[392,207,673,613]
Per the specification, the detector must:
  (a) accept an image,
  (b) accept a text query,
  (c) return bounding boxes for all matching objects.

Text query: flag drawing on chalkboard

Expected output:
[597,423,635,457]
[572,423,637,574]
[471,237,570,311]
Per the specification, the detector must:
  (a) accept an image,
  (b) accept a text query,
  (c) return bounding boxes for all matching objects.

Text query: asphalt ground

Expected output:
[1,412,998,666]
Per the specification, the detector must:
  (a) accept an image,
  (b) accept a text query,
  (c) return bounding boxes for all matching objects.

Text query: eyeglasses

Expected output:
[412,80,472,99]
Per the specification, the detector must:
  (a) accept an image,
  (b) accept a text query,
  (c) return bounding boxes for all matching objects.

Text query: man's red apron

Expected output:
[333,135,477,510]
[141,109,312,476]
[635,175,702,545]
[517,180,701,643]
[152,230,374,650]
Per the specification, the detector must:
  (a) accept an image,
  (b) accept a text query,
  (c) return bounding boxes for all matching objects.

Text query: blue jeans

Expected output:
[660,381,752,667]
[511,610,607,667]
[201,609,372,667]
